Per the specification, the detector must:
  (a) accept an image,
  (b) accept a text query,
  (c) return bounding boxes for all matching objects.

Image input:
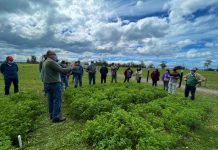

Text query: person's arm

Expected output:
[16,64,18,72]
[47,61,72,74]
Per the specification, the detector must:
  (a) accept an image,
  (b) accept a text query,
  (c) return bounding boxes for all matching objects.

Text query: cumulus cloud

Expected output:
[186,49,211,58]
[0,0,217,68]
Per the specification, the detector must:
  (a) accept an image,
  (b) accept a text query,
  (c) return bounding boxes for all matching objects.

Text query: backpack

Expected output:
[187,73,198,86]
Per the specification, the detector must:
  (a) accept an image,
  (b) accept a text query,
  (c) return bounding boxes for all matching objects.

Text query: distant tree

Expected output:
[140,60,146,68]
[26,58,30,63]
[30,55,37,63]
[204,59,213,69]
[148,63,154,69]
[159,61,167,69]
[174,65,185,70]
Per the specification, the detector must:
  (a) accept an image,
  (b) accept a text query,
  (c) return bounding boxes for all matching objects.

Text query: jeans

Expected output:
[74,75,82,88]
[61,76,68,90]
[4,77,19,95]
[44,82,62,120]
[101,74,107,83]
[111,75,117,83]
[163,81,169,91]
[89,74,96,85]
[168,81,177,94]
[185,85,196,100]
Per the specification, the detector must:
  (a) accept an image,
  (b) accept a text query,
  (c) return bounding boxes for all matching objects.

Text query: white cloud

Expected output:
[186,49,211,58]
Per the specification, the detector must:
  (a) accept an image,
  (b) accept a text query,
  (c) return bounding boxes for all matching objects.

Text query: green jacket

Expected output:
[184,73,205,87]
[43,58,71,83]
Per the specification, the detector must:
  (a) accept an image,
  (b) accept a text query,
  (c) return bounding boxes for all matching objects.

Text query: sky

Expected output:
[0,0,218,68]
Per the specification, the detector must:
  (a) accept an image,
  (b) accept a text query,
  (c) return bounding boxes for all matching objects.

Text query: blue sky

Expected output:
[0,0,218,68]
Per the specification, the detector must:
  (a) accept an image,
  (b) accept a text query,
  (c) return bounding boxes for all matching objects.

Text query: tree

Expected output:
[140,60,146,68]
[26,58,30,63]
[147,63,154,69]
[30,55,37,63]
[159,61,167,69]
[204,59,213,69]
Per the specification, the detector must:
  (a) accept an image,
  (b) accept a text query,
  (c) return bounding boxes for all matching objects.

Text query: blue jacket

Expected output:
[0,62,18,79]
[74,65,84,76]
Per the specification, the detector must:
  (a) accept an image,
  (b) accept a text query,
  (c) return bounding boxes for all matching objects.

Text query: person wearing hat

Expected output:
[0,56,19,95]
[184,67,205,100]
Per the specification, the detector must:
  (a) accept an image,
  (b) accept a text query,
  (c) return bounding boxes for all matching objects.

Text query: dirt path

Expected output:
[117,74,218,96]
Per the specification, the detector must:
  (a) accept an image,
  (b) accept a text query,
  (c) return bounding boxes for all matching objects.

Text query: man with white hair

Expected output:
[184,67,205,100]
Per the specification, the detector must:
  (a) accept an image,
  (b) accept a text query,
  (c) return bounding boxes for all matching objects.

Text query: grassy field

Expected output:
[0,64,218,149]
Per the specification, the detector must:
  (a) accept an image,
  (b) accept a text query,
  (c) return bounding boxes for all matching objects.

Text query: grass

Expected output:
[0,64,218,149]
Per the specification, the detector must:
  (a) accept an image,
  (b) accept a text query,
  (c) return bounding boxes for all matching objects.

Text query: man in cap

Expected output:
[43,50,76,122]
[0,56,19,95]
[184,67,205,100]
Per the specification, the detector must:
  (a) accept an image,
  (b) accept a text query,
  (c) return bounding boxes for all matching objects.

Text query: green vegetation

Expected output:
[0,92,44,149]
[0,64,217,150]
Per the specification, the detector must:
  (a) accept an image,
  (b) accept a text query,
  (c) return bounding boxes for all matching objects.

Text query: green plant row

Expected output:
[65,83,168,120]
[0,92,44,149]
[84,96,210,149]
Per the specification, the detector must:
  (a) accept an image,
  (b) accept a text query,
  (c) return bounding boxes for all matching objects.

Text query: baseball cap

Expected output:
[6,56,14,61]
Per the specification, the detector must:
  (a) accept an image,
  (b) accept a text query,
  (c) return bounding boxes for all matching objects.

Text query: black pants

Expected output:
[124,77,130,83]
[185,85,196,100]
[152,80,157,86]
[5,77,19,95]
[137,77,141,83]
[163,81,169,91]
[101,74,107,83]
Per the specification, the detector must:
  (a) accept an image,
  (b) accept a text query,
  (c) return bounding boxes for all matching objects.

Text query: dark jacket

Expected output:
[151,71,160,81]
[0,61,18,79]
[100,66,108,75]
[124,69,133,78]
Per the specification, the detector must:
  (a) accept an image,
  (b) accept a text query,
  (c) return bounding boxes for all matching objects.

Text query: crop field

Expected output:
[0,64,218,150]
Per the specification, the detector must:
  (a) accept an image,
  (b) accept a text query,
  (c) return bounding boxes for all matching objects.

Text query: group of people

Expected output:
[151,68,205,100]
[0,51,205,123]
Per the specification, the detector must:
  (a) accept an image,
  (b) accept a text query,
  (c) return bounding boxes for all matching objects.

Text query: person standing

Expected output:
[60,60,69,90]
[168,68,180,94]
[111,63,119,83]
[124,67,133,83]
[100,64,108,83]
[135,66,142,83]
[151,69,160,86]
[184,68,205,100]
[162,69,170,91]
[74,61,83,88]
[43,50,74,123]
[86,61,96,85]
[39,54,47,95]
[0,56,19,95]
